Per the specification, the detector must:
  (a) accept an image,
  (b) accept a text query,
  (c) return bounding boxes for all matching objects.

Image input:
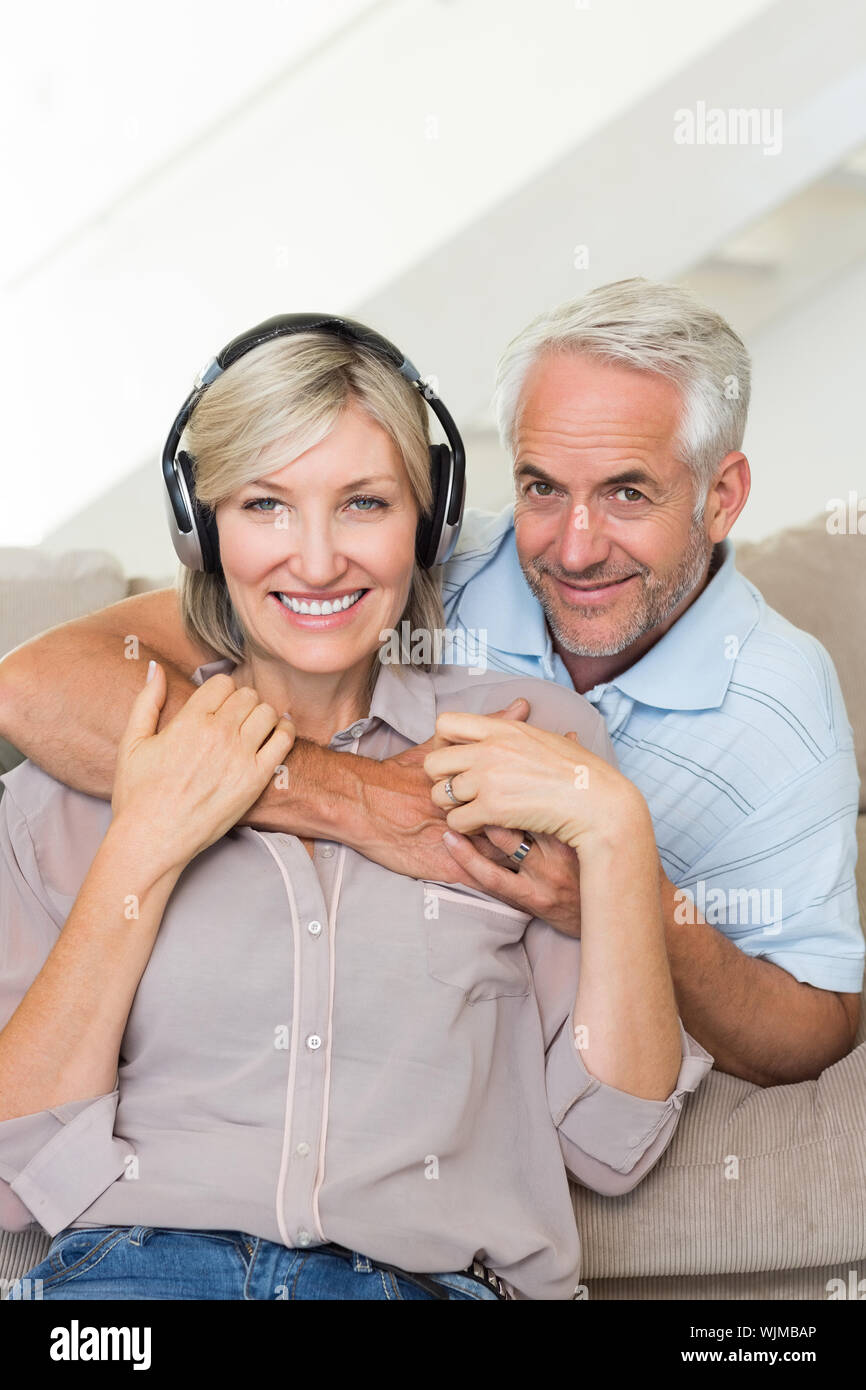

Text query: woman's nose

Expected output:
[282,522,348,587]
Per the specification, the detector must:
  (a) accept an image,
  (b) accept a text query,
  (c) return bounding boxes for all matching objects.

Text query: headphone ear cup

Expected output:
[416,444,452,569]
[177,452,221,574]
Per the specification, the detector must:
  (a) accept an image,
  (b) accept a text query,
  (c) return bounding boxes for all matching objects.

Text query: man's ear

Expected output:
[705,452,751,543]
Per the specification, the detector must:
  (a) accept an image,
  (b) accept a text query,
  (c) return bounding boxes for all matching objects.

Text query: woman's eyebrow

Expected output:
[247,473,398,493]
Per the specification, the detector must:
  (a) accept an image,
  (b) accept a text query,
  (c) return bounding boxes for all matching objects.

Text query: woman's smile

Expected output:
[268,586,371,629]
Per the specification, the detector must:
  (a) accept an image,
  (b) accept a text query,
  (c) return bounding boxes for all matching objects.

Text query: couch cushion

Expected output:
[0,547,127,662]
[733,514,865,810]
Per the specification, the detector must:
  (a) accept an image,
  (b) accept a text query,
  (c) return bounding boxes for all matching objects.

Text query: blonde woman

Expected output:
[0,319,712,1301]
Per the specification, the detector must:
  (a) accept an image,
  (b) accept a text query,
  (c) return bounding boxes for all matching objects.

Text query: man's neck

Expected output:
[554,542,724,696]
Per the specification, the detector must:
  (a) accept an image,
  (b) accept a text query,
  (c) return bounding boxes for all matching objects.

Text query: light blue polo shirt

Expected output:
[440,505,864,993]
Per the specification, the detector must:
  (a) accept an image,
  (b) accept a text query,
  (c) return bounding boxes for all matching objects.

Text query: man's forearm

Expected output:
[242,741,466,881]
[0,631,199,796]
[661,873,855,1085]
[0,624,458,878]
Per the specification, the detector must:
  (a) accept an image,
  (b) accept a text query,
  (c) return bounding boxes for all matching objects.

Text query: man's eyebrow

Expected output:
[247,473,397,492]
[514,461,659,490]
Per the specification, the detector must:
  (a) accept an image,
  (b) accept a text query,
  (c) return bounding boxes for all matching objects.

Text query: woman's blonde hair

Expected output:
[176,331,445,673]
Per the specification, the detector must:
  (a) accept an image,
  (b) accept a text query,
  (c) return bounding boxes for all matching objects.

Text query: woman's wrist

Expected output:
[558,780,654,857]
[104,807,190,890]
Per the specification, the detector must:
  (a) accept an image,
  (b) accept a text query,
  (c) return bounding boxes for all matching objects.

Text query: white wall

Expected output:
[41,251,866,580]
[732,254,866,541]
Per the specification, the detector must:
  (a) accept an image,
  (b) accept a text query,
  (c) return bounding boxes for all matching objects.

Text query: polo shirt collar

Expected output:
[457,521,551,659]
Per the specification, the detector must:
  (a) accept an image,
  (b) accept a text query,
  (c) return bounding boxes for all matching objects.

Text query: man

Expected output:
[0,278,861,1086]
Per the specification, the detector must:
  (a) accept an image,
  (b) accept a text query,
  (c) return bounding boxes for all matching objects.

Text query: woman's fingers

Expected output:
[117,660,167,756]
[424,742,482,781]
[433,710,519,744]
[238,700,281,751]
[182,671,241,716]
[214,684,261,722]
[429,771,477,810]
[255,718,295,775]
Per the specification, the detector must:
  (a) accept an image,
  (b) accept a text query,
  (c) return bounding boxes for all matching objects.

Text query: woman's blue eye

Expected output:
[348,495,386,512]
[244,497,284,513]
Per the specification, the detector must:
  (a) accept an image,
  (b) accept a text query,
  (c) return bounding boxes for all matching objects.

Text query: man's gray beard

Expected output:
[523,523,713,659]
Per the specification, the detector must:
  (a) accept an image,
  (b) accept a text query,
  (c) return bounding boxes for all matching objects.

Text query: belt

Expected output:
[318,1241,511,1301]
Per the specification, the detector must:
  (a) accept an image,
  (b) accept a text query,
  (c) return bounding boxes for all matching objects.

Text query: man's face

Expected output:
[512,351,714,659]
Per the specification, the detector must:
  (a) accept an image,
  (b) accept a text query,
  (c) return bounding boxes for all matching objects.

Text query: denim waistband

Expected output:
[319,1240,509,1300]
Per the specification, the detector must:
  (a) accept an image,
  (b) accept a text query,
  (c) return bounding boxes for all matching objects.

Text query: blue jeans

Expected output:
[7,1226,502,1300]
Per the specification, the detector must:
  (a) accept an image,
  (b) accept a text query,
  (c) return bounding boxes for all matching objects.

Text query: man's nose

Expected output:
[555,504,612,574]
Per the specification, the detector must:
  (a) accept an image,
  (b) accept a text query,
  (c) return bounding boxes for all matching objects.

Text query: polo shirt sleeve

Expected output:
[674,745,864,993]
[0,783,133,1235]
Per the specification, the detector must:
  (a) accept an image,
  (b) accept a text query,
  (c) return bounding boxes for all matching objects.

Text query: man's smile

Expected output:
[552,573,640,606]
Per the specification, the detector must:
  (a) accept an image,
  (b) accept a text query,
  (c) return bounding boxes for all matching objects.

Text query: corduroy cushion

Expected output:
[0,547,127,662]
[733,516,866,811]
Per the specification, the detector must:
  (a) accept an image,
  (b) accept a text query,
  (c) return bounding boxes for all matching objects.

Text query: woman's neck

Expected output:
[229,654,376,745]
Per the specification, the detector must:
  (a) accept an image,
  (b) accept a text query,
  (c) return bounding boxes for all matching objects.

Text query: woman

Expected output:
[0,324,712,1301]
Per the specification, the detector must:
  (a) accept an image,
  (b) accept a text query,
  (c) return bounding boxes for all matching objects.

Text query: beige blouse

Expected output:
[0,658,713,1300]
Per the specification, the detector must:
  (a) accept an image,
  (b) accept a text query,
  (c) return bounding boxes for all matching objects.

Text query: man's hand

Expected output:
[348,696,531,884]
[439,824,582,937]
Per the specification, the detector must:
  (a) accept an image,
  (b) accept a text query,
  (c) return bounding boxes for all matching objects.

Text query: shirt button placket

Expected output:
[282,862,331,1249]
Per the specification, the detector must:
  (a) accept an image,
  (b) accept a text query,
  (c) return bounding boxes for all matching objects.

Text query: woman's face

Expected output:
[215,400,420,679]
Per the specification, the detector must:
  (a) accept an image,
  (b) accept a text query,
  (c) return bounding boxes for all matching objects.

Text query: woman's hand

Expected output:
[111,661,295,877]
[424,712,643,855]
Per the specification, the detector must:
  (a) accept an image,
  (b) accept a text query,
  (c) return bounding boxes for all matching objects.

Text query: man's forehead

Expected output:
[515,350,683,446]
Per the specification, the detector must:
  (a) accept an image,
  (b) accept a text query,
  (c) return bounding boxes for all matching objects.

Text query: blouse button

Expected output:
[295,1141,311,1157]
[349,722,365,738]
[297,1229,312,1247]
[307,920,323,937]
[319,846,335,860]
[306,1033,322,1051]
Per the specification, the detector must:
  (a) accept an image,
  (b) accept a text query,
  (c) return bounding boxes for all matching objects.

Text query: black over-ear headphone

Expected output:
[161,313,466,572]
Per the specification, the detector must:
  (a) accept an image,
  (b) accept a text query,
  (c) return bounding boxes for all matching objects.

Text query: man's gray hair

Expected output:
[493,277,751,518]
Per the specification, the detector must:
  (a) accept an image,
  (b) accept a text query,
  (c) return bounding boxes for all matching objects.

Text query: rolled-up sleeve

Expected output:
[0,779,132,1234]
[0,1090,129,1235]
[545,1011,713,1195]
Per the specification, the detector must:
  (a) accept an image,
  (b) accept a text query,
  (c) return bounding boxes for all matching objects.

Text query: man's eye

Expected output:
[527,481,555,497]
[614,487,645,502]
[244,497,285,513]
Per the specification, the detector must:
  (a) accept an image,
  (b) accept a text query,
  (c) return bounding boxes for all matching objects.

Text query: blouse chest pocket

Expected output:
[421,883,533,1003]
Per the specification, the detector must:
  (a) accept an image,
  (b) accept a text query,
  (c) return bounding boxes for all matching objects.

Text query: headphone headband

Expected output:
[162,313,465,572]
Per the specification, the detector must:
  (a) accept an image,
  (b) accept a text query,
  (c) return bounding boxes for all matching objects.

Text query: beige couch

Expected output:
[1,514,864,1300]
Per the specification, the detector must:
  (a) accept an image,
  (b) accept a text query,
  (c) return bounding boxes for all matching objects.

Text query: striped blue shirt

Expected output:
[440,505,863,993]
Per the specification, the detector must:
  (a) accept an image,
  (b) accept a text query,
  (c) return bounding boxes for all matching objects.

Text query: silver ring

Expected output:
[509,834,534,865]
[444,777,460,805]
